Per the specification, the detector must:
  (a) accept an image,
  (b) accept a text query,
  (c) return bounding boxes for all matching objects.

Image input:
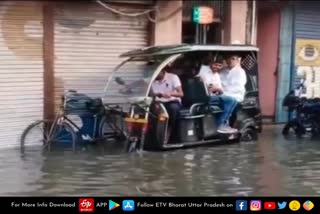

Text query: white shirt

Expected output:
[198,68,222,88]
[197,65,222,95]
[199,65,211,76]
[219,65,247,102]
[151,72,182,103]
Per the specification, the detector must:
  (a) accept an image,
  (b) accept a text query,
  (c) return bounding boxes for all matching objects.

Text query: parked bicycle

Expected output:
[20,90,127,152]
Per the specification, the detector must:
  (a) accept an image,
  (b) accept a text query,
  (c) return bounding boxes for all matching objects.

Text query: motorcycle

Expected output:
[282,89,320,138]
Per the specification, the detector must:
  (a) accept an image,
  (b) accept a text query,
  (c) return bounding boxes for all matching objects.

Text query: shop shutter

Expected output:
[0,1,44,148]
[295,2,320,39]
[53,2,149,109]
[293,2,320,94]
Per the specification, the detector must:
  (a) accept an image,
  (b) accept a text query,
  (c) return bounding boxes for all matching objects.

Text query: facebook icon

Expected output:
[236,200,247,211]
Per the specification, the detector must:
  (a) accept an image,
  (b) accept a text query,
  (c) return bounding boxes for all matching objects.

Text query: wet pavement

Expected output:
[1,125,320,196]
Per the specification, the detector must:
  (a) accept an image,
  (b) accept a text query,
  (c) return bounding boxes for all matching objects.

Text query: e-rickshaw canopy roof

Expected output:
[119,44,259,58]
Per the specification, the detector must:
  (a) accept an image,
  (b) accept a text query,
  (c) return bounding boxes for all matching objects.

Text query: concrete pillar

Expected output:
[224,0,249,45]
[153,0,182,45]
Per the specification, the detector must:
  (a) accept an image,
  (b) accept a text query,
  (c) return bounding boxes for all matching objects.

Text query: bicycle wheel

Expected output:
[20,119,77,152]
[99,115,127,142]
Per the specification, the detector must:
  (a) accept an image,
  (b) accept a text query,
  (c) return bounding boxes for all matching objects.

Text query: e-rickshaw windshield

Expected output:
[103,54,181,104]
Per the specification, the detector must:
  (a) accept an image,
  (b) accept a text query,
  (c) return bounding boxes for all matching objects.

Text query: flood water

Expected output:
[1,125,320,196]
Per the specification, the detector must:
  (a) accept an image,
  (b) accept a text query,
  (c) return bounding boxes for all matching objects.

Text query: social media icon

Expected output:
[235,200,247,211]
[289,200,300,211]
[109,200,120,211]
[79,198,94,212]
[264,202,276,210]
[250,200,262,211]
[278,202,287,209]
[303,200,314,211]
[122,200,135,211]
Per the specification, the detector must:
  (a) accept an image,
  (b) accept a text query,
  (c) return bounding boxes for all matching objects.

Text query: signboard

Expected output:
[192,6,214,24]
[295,38,320,66]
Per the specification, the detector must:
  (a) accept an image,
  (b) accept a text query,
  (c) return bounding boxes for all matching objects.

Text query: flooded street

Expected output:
[1,125,320,196]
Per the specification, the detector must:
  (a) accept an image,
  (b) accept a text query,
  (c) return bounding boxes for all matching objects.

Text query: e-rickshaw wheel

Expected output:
[240,126,258,142]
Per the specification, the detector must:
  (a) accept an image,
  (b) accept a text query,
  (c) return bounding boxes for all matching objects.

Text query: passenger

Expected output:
[151,66,184,143]
[219,54,247,128]
[198,57,239,134]
[219,54,247,103]
[198,55,212,77]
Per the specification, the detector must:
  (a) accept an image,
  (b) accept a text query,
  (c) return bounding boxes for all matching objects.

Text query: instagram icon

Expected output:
[250,200,262,211]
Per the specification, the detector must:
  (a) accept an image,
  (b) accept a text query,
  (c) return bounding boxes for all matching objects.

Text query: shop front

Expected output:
[275,1,320,122]
[292,1,320,97]
[0,0,152,147]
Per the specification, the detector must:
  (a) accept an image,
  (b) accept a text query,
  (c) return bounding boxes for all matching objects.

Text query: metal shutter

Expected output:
[295,2,320,39]
[0,1,44,148]
[293,2,320,94]
[54,2,149,108]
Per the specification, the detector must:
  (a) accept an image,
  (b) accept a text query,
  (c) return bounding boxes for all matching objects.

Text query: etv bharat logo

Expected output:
[79,198,94,212]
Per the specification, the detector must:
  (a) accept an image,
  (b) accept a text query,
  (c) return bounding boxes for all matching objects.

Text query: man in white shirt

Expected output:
[216,54,247,131]
[219,54,247,102]
[198,58,238,134]
[151,67,184,142]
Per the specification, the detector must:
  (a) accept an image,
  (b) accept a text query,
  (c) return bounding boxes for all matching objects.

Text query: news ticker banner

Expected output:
[3,197,320,213]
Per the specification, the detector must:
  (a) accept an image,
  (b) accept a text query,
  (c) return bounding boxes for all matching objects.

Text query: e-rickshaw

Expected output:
[103,44,262,152]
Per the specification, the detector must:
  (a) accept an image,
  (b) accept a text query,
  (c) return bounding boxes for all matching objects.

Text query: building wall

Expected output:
[257,7,280,117]
[224,0,248,45]
[154,0,252,46]
[154,0,182,45]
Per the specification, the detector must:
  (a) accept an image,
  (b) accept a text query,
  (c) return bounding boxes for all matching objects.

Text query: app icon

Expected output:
[122,200,135,211]
[303,200,314,211]
[109,200,120,211]
[264,202,276,210]
[79,198,94,212]
[235,200,247,211]
[250,200,262,211]
[277,202,287,209]
[289,200,300,211]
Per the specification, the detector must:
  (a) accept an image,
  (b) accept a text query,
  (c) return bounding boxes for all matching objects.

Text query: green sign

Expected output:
[192,7,200,23]
[192,6,214,24]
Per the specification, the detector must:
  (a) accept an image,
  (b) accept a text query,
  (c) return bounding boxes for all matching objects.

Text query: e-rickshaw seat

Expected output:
[177,76,224,141]
[180,77,222,116]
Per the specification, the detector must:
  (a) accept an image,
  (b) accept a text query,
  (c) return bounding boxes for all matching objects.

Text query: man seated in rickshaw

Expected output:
[220,54,247,103]
[150,66,184,142]
[198,57,238,134]
[219,54,247,125]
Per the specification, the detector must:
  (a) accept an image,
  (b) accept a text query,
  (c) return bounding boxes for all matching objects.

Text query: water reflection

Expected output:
[1,125,320,196]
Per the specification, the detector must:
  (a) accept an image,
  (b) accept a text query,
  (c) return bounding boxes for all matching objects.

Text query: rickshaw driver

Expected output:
[150,66,184,143]
[198,57,238,134]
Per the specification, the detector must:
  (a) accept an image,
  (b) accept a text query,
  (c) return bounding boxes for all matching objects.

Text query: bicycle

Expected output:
[20,90,128,152]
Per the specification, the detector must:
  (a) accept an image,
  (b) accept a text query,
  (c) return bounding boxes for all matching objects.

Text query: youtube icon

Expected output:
[264,202,276,210]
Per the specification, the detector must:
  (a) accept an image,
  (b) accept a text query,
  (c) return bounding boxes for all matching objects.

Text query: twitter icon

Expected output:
[278,202,287,209]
